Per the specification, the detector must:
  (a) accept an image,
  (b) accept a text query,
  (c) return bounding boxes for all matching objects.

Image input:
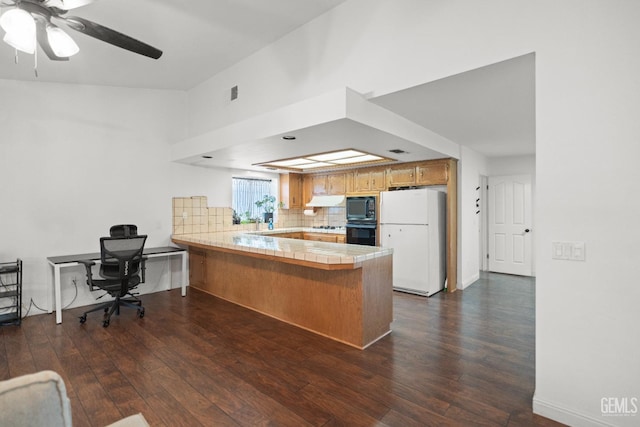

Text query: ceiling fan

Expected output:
[0,0,162,61]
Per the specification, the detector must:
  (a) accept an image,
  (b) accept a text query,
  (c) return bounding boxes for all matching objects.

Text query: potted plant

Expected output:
[255,195,276,224]
[232,209,241,224]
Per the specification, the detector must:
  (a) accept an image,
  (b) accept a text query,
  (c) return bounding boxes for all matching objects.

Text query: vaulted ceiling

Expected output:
[0,1,535,166]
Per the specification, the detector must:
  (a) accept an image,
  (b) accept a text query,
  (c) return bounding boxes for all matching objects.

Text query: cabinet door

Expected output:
[312,175,328,195]
[370,170,386,191]
[336,235,346,244]
[279,173,303,209]
[388,167,416,187]
[189,249,206,288]
[354,171,371,192]
[345,172,355,193]
[327,173,346,195]
[303,233,338,242]
[272,232,303,239]
[302,175,313,206]
[289,174,303,208]
[416,163,447,185]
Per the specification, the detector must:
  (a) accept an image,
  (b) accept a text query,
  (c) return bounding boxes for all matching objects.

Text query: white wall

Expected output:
[185,1,640,425]
[459,146,488,289]
[0,79,227,313]
[488,154,535,177]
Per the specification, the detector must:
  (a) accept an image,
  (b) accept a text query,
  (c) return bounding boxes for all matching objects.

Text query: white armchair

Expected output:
[0,370,148,427]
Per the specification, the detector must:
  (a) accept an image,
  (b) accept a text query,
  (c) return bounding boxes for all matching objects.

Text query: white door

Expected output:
[488,175,532,276]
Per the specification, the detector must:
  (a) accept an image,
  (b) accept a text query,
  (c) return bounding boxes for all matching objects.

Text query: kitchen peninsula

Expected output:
[172,229,393,349]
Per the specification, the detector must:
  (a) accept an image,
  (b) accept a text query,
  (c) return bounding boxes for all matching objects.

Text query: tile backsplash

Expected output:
[172,196,346,235]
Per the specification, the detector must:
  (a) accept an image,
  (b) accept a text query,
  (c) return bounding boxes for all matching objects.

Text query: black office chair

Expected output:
[109,224,138,237]
[79,235,148,327]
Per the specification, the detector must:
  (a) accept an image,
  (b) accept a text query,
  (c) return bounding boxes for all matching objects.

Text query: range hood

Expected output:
[306,195,345,207]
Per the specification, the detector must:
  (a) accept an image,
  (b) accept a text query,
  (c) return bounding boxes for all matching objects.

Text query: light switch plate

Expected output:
[571,242,585,261]
[552,242,565,259]
[552,241,586,261]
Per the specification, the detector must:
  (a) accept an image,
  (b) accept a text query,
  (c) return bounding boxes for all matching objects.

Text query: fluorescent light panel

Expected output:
[308,150,364,162]
[331,154,384,164]
[256,149,394,171]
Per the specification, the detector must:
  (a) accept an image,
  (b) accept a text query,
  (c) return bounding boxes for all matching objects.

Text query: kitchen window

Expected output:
[232,177,272,221]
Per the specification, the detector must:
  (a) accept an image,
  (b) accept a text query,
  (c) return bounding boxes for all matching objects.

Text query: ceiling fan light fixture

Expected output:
[46,25,79,57]
[0,8,34,34]
[0,8,36,54]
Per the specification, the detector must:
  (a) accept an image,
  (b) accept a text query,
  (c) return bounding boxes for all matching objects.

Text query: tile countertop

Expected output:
[171,228,392,266]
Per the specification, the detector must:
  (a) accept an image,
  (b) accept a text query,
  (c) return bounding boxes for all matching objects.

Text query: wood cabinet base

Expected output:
[191,247,393,349]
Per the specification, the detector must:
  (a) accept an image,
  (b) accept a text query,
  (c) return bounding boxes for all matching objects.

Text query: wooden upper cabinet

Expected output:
[354,171,370,192]
[311,175,328,195]
[370,169,386,191]
[302,159,451,195]
[387,166,416,187]
[279,173,303,209]
[306,173,347,196]
[416,162,448,185]
[354,169,386,192]
[345,172,355,193]
[302,175,313,206]
[327,173,346,195]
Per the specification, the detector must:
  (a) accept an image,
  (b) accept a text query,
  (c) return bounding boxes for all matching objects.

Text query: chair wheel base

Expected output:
[79,315,87,324]
[138,308,145,318]
[103,320,110,327]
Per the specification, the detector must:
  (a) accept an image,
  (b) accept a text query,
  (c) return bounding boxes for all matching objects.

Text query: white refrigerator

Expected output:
[380,188,446,296]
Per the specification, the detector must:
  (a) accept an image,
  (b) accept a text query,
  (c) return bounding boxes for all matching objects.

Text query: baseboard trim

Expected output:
[460,273,481,290]
[533,395,613,427]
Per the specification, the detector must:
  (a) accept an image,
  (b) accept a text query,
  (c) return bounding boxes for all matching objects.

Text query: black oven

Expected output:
[346,196,377,245]
[346,222,377,246]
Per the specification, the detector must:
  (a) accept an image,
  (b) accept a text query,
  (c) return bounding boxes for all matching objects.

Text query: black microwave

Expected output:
[346,196,376,221]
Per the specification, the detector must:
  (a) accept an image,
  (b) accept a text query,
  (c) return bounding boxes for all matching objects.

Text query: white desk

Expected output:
[47,246,188,324]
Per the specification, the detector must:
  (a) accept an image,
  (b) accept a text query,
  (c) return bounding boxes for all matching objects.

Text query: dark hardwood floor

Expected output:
[0,273,563,426]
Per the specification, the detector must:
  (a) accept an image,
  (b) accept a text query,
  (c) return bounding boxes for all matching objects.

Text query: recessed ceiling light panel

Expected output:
[331,154,383,164]
[308,149,364,162]
[269,158,316,167]
[254,148,395,172]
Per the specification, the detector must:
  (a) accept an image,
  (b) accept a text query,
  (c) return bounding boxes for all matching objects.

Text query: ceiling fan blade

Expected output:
[63,16,162,59]
[43,0,96,11]
[35,19,69,61]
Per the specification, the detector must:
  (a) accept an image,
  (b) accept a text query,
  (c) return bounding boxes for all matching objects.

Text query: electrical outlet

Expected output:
[182,211,188,220]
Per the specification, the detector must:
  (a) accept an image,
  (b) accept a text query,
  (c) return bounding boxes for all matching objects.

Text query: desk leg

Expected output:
[54,265,62,324]
[47,263,54,314]
[181,251,188,297]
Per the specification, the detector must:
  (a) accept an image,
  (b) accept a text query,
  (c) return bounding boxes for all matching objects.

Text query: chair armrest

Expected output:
[0,370,72,427]
[79,260,97,291]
